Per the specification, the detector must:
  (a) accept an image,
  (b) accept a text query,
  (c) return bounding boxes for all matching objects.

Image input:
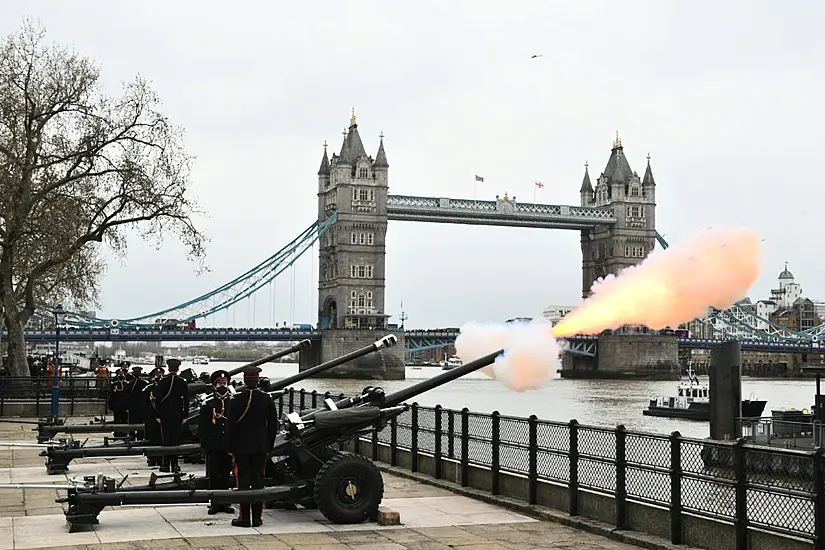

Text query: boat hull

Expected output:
[643,400,767,422]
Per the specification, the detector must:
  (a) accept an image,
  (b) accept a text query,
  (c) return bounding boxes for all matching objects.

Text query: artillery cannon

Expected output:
[20,336,396,475]
[60,347,504,532]
[33,340,314,444]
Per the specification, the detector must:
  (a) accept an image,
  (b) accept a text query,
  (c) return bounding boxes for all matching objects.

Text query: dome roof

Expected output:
[779,263,794,280]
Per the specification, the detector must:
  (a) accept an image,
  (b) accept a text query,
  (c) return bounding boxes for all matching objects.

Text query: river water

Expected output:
[189,361,819,440]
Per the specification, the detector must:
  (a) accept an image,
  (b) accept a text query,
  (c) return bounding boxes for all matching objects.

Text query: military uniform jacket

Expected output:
[226,389,279,455]
[199,395,229,451]
[154,375,188,419]
[128,377,148,410]
[142,382,159,417]
[107,379,129,411]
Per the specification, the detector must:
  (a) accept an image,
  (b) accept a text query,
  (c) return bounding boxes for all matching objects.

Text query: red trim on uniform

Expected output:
[204,453,208,476]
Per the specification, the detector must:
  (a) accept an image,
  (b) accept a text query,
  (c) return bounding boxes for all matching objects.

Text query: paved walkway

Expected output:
[0,418,638,549]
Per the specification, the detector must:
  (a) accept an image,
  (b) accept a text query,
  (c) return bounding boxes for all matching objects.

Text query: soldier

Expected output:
[154,358,188,473]
[127,366,148,439]
[199,369,234,515]
[142,367,164,466]
[107,365,130,437]
[226,366,279,528]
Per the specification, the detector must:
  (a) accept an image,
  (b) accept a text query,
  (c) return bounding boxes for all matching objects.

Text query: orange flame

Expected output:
[553,227,762,337]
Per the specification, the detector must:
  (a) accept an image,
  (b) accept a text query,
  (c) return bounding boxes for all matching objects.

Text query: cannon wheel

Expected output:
[314,452,383,524]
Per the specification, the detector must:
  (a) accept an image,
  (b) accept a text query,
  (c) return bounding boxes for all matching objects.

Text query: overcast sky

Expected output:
[2,1,823,329]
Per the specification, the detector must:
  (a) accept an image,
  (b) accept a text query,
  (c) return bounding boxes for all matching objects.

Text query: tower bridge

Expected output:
[43,111,825,380]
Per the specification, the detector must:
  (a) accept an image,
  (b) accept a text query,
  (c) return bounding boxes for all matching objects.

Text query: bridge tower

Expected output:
[565,134,677,380]
[579,134,657,299]
[309,110,404,379]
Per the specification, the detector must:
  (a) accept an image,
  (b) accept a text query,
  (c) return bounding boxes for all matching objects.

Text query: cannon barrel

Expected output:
[382,349,502,407]
[270,334,398,391]
[298,348,503,423]
[226,339,313,377]
[0,441,61,448]
[39,424,143,438]
[274,349,504,455]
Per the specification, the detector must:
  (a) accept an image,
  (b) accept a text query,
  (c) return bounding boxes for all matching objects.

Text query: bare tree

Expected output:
[0,21,207,376]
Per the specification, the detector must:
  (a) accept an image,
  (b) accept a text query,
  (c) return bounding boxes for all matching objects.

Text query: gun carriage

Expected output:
[15,337,401,474]
[50,347,504,531]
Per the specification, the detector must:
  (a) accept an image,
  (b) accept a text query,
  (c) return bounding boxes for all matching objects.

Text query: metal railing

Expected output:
[279,387,820,547]
[0,376,110,417]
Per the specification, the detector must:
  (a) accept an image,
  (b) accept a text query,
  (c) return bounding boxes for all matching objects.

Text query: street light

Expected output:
[50,301,66,420]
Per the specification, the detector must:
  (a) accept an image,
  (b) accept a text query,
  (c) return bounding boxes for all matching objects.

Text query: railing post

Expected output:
[670,431,682,545]
[491,411,500,496]
[615,424,627,529]
[814,448,825,547]
[371,429,379,461]
[569,420,579,516]
[734,439,748,550]
[528,415,538,505]
[447,411,455,458]
[434,405,443,480]
[460,408,470,487]
[288,388,294,412]
[311,390,318,408]
[390,414,398,466]
[411,403,419,473]
[299,388,306,410]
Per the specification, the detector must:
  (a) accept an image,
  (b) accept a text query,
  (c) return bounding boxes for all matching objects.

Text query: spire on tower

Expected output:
[375,131,388,169]
[350,107,357,127]
[580,161,593,193]
[612,131,622,149]
[318,140,330,176]
[642,152,656,186]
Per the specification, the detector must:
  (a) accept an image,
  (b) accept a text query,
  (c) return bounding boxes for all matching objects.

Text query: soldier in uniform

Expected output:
[154,358,188,473]
[226,366,279,528]
[107,365,130,437]
[142,367,164,466]
[198,369,234,515]
[127,366,148,439]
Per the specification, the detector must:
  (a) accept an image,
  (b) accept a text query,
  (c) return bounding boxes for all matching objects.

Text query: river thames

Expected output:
[189,361,818,440]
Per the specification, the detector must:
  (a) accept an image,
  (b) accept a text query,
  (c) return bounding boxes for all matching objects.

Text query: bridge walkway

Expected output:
[0,419,641,550]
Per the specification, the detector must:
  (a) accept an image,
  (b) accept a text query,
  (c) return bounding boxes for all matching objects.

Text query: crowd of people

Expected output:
[107,359,278,528]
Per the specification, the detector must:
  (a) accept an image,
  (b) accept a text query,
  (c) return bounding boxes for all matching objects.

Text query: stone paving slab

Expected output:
[0,417,642,549]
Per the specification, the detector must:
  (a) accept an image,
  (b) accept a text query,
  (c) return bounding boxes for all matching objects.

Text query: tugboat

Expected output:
[643,365,767,421]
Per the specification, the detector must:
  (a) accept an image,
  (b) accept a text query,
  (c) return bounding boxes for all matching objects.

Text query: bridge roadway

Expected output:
[7,327,823,356]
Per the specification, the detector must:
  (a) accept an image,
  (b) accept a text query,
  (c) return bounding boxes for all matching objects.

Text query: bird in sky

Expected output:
[531,54,543,58]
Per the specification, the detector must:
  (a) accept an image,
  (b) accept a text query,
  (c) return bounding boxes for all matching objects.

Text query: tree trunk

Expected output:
[3,307,28,377]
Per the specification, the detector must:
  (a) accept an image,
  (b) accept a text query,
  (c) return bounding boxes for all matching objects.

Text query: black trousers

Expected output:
[112,409,128,436]
[128,408,144,439]
[159,413,182,470]
[144,417,162,465]
[206,450,233,505]
[233,453,266,522]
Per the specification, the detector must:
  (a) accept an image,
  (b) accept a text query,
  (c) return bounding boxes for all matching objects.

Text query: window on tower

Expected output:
[359,167,369,179]
[631,186,639,197]
[350,264,375,279]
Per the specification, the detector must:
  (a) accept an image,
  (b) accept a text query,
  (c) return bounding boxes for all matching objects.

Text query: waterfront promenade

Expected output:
[0,419,641,550]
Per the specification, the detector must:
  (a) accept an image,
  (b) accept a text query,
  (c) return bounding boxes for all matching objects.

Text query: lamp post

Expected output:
[50,301,66,420]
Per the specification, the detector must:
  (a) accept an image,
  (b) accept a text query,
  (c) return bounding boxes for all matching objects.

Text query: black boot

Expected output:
[231,518,251,528]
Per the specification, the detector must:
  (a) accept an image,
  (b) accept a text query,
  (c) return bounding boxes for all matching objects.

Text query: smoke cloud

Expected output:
[454,320,562,391]
[553,227,762,337]
[454,227,761,392]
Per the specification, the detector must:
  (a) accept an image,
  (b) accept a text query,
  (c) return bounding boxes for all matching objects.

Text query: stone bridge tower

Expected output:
[579,134,657,299]
[308,110,404,379]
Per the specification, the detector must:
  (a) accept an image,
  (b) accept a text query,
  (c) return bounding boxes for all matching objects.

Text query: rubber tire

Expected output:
[314,452,384,524]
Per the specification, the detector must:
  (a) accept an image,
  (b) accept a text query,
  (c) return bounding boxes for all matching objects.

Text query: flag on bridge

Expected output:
[475,175,484,182]
[534,181,544,188]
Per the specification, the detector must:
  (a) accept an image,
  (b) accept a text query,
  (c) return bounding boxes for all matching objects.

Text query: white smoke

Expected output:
[454,319,561,391]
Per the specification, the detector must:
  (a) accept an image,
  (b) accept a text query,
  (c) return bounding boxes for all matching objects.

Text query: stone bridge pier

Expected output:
[561,334,680,380]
